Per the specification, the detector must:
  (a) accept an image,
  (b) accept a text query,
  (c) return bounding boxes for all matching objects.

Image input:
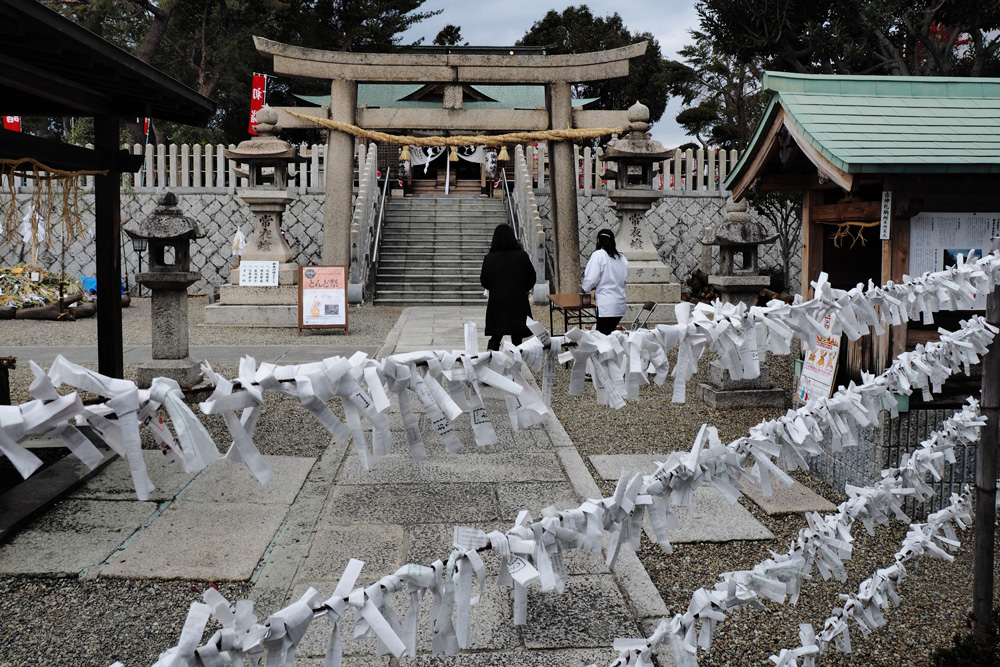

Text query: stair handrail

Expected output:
[500,167,518,239]
[372,160,392,267]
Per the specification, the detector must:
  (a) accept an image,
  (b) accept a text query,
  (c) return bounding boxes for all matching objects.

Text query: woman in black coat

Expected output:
[480,224,536,351]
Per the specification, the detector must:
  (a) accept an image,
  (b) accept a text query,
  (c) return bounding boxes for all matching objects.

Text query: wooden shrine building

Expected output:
[727,72,1000,401]
[0,0,214,378]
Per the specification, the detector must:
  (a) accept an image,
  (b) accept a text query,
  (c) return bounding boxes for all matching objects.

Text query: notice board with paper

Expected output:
[795,313,841,404]
[298,265,348,333]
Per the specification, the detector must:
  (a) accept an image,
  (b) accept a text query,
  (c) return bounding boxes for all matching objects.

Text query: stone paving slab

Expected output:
[289,580,521,658]
[70,450,194,502]
[0,499,156,576]
[337,452,564,485]
[588,454,773,543]
[182,455,316,505]
[741,479,838,515]
[297,523,406,584]
[321,483,500,525]
[521,574,640,649]
[495,481,580,520]
[101,501,288,580]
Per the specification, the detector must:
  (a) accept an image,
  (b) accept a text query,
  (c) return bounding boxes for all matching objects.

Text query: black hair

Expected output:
[596,228,620,259]
[490,224,521,252]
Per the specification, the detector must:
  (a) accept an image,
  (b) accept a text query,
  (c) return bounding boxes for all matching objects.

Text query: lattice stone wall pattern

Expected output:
[4,193,328,295]
[537,192,803,293]
[4,190,799,297]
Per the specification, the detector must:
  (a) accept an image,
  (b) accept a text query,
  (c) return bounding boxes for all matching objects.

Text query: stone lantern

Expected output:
[123,191,203,388]
[601,101,681,313]
[700,198,777,308]
[205,105,306,326]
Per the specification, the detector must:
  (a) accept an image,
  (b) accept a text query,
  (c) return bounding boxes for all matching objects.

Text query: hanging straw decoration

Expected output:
[399,145,411,161]
[1,157,106,249]
[497,145,510,161]
[449,146,459,161]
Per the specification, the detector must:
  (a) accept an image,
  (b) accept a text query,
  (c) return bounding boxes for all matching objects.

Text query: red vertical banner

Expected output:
[144,117,150,137]
[3,116,21,132]
[249,74,267,135]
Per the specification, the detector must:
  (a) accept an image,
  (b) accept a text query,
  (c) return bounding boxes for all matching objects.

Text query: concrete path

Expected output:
[4,305,807,666]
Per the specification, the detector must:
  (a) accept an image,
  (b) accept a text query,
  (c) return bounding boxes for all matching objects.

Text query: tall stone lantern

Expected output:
[123,191,203,388]
[205,106,306,326]
[602,101,681,313]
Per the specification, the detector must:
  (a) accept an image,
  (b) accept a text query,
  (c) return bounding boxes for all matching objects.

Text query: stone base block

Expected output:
[136,358,202,389]
[217,284,299,305]
[696,382,786,409]
[627,262,674,283]
[625,282,681,305]
[202,303,298,327]
[708,359,773,390]
[229,263,298,286]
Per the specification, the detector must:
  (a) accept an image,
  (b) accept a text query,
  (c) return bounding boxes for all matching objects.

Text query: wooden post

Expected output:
[973,236,1000,635]
[94,114,124,379]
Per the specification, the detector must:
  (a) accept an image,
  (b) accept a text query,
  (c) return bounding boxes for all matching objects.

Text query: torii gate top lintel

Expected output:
[254,36,647,84]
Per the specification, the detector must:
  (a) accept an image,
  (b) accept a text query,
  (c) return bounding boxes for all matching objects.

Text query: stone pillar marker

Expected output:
[696,196,784,408]
[123,191,203,388]
[203,106,307,327]
[602,101,682,315]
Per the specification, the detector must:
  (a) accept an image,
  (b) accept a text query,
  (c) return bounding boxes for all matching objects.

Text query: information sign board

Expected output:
[298,265,348,333]
[795,313,841,404]
[909,212,1000,310]
[238,260,278,286]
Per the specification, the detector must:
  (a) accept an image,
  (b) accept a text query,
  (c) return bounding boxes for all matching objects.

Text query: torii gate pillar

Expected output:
[323,78,357,266]
[547,82,581,293]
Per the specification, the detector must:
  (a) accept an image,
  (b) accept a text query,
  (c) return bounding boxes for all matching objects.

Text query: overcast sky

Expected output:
[399,1,701,148]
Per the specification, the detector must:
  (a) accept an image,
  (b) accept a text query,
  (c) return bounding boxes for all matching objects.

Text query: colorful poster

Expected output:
[795,313,841,404]
[299,265,347,330]
[248,73,267,135]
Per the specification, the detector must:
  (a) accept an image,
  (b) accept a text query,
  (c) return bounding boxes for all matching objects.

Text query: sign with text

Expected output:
[238,260,278,286]
[879,190,892,240]
[909,211,1000,310]
[3,116,21,132]
[299,265,348,332]
[795,313,841,404]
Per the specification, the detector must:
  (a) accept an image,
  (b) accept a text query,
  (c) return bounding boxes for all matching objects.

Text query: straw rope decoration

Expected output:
[284,110,627,150]
[0,157,106,250]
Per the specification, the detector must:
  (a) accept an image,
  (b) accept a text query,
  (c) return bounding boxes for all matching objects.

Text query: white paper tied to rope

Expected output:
[195,363,270,483]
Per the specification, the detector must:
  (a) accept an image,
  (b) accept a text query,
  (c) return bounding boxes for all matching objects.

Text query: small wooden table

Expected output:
[547,293,597,334]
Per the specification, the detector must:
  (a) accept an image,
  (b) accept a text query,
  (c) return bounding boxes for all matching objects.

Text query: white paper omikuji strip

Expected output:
[99,322,991,666]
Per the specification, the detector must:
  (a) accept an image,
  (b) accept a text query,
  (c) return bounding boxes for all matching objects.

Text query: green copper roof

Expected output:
[295,83,597,110]
[727,71,1000,189]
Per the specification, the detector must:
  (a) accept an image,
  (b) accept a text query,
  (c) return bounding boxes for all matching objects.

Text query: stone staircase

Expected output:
[374,195,506,305]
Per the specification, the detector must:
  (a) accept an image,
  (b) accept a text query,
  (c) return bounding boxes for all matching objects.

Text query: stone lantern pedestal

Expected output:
[697,197,784,408]
[123,192,203,388]
[603,102,681,322]
[204,106,306,327]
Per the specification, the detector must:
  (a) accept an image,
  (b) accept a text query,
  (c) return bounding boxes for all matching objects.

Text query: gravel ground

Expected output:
[0,299,996,666]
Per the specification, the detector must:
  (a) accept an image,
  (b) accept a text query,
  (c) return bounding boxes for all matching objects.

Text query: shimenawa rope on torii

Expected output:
[284,109,628,161]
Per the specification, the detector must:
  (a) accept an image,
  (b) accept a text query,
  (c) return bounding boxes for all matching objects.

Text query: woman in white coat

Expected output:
[581,228,628,334]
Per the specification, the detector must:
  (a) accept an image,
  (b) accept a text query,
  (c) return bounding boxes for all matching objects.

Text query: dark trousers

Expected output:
[488,335,524,351]
[595,316,621,335]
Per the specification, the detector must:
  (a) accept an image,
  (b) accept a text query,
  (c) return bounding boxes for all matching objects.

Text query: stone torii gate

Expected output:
[253,38,646,292]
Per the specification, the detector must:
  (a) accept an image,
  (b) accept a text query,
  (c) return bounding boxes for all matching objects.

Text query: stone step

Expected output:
[375,294,488,305]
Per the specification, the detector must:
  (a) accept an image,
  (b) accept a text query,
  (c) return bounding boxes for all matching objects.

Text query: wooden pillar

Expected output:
[94,114,124,378]
[547,81,581,293]
[974,236,1000,635]
[322,78,358,266]
[800,189,824,298]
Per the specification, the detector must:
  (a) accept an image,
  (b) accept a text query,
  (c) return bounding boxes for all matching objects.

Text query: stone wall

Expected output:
[536,190,803,293]
[4,190,327,295]
[4,188,801,297]
[808,408,978,515]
